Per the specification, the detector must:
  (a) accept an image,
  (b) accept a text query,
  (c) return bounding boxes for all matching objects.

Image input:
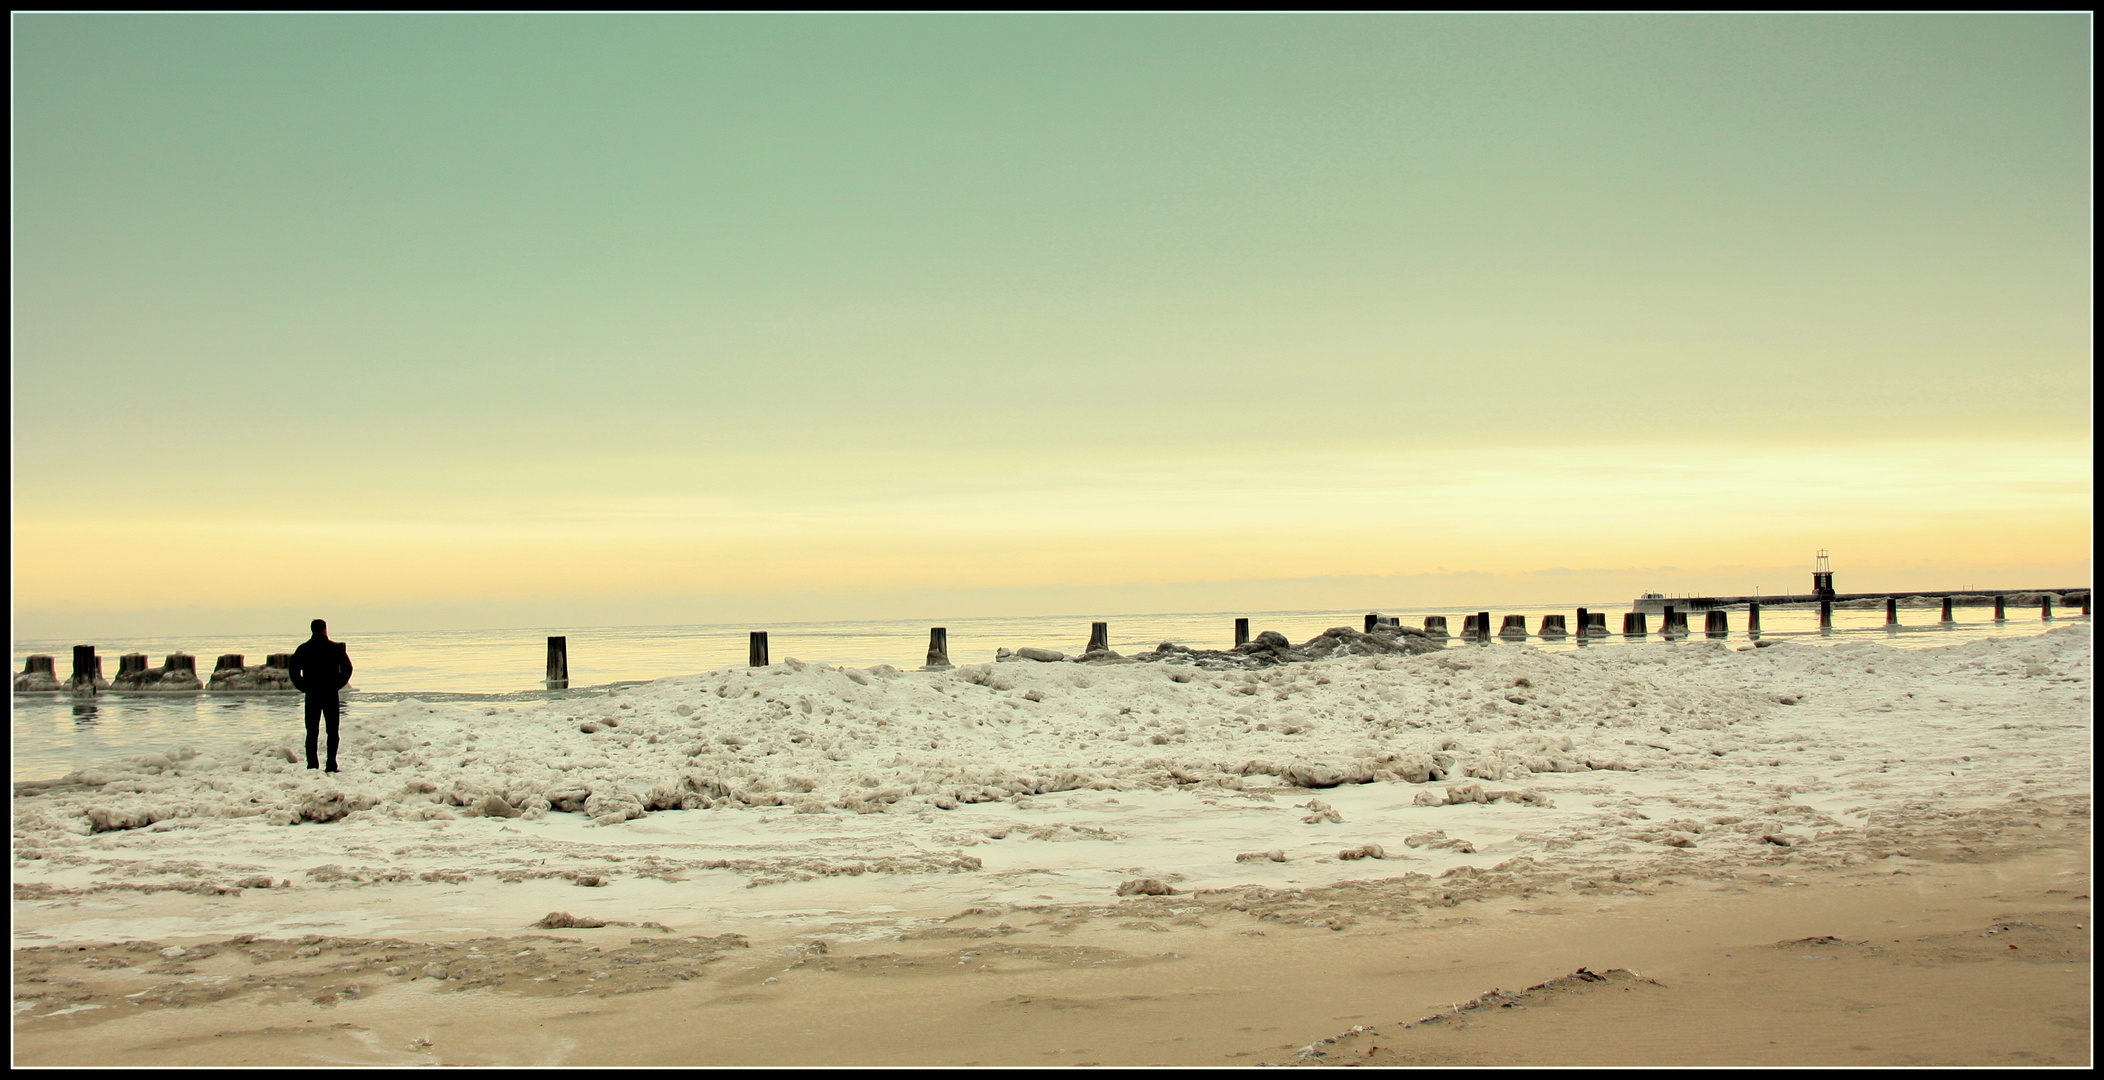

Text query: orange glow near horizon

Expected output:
[13,439,2088,636]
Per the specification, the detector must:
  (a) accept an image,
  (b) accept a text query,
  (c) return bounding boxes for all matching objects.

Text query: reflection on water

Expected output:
[12,605,2086,782]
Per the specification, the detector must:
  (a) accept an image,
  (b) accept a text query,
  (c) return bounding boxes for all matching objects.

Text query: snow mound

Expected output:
[11,626,2089,849]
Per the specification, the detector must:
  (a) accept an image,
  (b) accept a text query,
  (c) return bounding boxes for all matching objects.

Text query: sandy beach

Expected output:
[13,623,2092,1066]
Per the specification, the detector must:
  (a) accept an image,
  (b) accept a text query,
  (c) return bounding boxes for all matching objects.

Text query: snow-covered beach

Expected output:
[12,622,2091,1065]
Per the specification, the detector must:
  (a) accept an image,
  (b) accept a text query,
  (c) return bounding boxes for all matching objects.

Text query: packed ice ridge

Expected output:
[12,625,2088,853]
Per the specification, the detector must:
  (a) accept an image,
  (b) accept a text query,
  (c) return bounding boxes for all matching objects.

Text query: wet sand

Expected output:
[14,798,2088,1067]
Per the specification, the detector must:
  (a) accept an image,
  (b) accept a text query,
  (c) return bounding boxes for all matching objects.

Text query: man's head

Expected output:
[311,619,328,637]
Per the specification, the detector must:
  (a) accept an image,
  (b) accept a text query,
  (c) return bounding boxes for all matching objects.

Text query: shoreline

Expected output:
[13,796,2089,1066]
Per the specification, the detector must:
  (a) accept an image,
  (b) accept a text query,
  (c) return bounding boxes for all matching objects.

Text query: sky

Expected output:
[11,14,2092,640]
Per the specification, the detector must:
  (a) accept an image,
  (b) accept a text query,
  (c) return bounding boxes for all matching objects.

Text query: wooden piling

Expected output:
[546,636,569,687]
[70,645,99,694]
[1575,608,1589,638]
[1994,595,2006,621]
[1087,622,1109,653]
[1623,612,1646,636]
[1748,602,1762,637]
[1476,612,1491,642]
[1884,598,1898,627]
[748,632,769,668]
[1705,610,1728,638]
[1940,597,1954,624]
[1819,601,1833,631]
[1423,616,1448,637]
[1234,618,1250,647]
[2042,595,2053,620]
[925,627,950,668]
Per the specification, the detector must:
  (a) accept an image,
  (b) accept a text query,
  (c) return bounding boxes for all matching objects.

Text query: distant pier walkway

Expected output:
[1638,589,2090,611]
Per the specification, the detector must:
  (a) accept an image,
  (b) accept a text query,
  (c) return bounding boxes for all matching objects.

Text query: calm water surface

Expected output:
[11,603,2082,781]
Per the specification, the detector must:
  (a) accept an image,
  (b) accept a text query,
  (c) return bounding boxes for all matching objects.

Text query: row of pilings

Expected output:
[19,593,2087,696]
[13,649,294,694]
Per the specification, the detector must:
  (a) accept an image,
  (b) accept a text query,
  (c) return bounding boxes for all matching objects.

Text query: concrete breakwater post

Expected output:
[1234,618,1250,647]
[207,654,295,692]
[1747,602,1762,638]
[546,636,568,688]
[1364,612,1379,633]
[2042,595,2053,620]
[1459,614,1478,638]
[2084,595,2092,617]
[748,632,769,667]
[1498,615,1528,639]
[1423,616,1449,637]
[1819,601,1833,632]
[1705,610,1729,638]
[15,654,61,693]
[158,654,201,690]
[1540,615,1567,637]
[1661,606,1680,639]
[1940,597,1955,625]
[1086,622,1110,653]
[1588,612,1608,635]
[1885,598,1899,627]
[1994,595,2006,621]
[1623,612,1647,637]
[925,627,951,669]
[116,652,204,692]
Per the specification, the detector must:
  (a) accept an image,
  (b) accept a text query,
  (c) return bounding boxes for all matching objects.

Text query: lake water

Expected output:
[11,602,2082,782]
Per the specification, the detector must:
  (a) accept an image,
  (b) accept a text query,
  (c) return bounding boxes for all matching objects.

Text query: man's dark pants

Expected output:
[305,693,341,771]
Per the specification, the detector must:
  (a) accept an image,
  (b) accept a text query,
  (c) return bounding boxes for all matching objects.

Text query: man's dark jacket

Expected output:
[289,638,353,696]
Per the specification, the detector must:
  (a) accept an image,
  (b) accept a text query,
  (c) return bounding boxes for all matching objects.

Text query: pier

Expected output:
[1634,588,2089,612]
[1631,550,2085,616]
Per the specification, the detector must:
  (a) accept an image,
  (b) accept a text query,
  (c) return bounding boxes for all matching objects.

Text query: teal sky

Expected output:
[11,15,2092,638]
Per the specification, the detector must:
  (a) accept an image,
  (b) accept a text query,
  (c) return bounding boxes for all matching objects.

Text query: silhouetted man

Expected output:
[288,619,354,773]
